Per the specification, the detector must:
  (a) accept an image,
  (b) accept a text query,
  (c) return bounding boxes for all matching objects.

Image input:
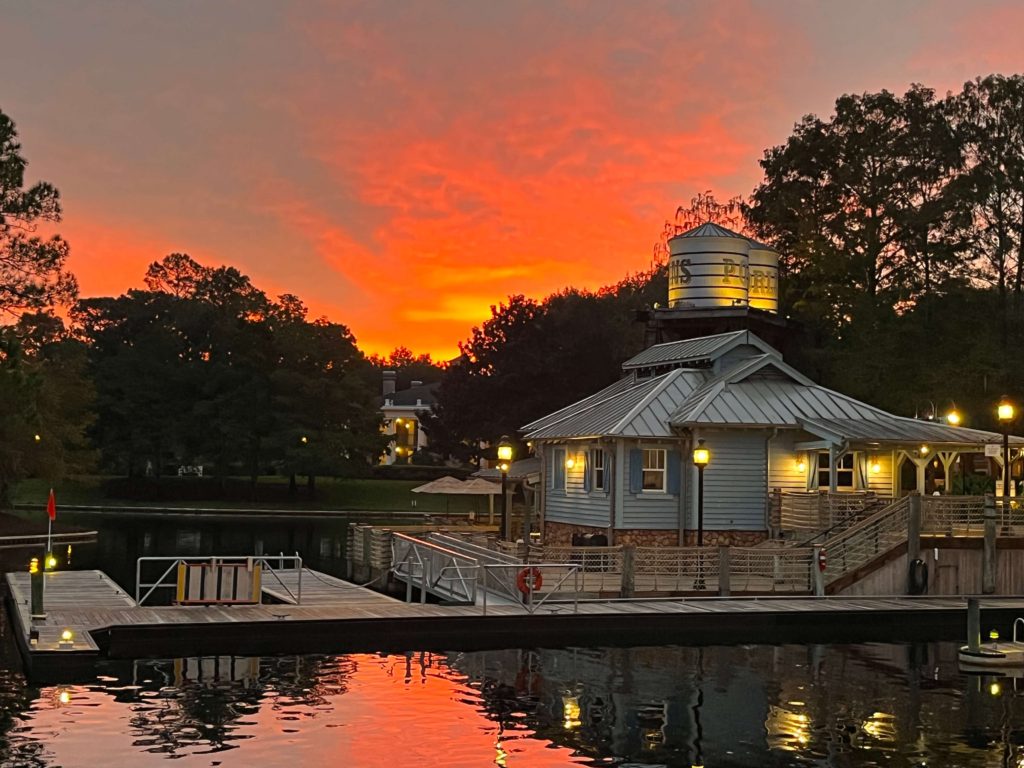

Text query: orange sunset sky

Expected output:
[4,1,1024,359]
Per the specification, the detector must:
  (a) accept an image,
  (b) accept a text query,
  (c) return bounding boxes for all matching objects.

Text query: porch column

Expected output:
[938,451,957,495]
[828,444,838,493]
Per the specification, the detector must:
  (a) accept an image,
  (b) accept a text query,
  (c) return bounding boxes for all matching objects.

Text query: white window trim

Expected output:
[593,449,605,492]
[641,448,667,493]
[817,452,856,490]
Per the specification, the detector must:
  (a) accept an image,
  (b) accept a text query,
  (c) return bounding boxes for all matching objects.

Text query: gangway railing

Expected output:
[391,533,481,604]
[135,555,303,606]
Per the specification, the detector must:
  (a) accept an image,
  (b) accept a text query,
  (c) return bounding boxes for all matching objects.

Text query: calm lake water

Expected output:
[0,640,1022,767]
[3,513,1023,765]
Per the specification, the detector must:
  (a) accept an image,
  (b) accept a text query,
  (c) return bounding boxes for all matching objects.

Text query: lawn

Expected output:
[12,475,492,515]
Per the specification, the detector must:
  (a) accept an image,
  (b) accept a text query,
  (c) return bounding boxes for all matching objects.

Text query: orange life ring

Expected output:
[516,566,543,594]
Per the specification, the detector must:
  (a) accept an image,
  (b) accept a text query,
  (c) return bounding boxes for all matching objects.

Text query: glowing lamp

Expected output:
[45,553,57,570]
[991,681,1002,696]
[496,436,513,464]
[59,629,74,648]
[919,445,929,456]
[990,629,1000,640]
[870,462,881,474]
[58,689,71,705]
[998,398,1015,423]
[692,439,710,467]
[946,410,961,426]
[562,695,581,729]
[29,558,39,575]
[565,457,576,470]
[33,434,41,442]
[796,459,807,473]
[300,435,308,444]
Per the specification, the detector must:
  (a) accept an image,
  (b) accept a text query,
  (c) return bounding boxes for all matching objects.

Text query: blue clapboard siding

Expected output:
[698,429,768,530]
[620,444,682,530]
[545,445,612,528]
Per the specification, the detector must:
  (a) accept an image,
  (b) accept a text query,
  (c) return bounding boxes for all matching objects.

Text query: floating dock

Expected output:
[9,568,1024,681]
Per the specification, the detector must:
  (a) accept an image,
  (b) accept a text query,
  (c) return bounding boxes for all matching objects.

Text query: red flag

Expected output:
[47,488,56,521]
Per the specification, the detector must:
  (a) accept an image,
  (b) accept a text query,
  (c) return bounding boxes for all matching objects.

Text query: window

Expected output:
[818,452,855,489]
[642,449,666,491]
[593,450,605,491]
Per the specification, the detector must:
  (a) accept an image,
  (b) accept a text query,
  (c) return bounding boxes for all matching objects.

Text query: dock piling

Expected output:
[967,597,981,652]
[983,495,997,595]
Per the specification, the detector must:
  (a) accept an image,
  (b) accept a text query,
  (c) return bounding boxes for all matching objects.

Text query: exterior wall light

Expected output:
[796,459,807,473]
[919,445,929,456]
[33,434,41,442]
[946,410,961,426]
[870,461,881,474]
[565,457,575,469]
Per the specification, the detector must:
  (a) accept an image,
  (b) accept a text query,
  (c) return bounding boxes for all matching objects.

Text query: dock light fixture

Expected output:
[693,439,710,589]
[59,629,74,648]
[998,397,1016,502]
[497,436,514,541]
[300,435,308,444]
[990,629,1000,640]
[991,681,1002,696]
[58,689,71,705]
[33,434,41,442]
[29,558,38,575]
[45,553,57,570]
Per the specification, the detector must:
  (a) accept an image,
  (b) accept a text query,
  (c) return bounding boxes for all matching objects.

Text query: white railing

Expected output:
[780,491,891,534]
[528,545,623,594]
[820,496,910,585]
[921,496,986,536]
[480,563,581,615]
[635,546,717,592]
[729,547,815,593]
[135,554,303,606]
[391,533,480,604]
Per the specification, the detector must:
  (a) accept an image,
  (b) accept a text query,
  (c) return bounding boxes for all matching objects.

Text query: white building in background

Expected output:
[379,370,438,464]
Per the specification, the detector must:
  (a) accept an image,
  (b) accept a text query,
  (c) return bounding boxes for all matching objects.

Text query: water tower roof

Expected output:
[670,221,776,251]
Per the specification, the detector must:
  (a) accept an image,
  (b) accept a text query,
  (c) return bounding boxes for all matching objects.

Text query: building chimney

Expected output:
[411,380,423,388]
[382,370,397,396]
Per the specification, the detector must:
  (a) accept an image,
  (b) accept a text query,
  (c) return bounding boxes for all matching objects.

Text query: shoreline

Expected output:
[10,503,440,520]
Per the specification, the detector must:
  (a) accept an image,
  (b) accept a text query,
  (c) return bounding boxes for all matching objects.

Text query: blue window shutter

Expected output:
[583,449,592,492]
[629,449,642,493]
[667,450,681,495]
[553,448,565,489]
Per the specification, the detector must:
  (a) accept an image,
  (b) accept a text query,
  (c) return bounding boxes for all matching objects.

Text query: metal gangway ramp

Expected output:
[390,532,521,605]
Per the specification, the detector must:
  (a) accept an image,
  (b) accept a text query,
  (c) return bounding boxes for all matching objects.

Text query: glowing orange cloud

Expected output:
[5,1,1023,358]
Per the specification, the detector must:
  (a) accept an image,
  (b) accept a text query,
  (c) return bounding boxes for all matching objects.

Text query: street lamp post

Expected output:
[497,436,514,541]
[692,439,710,590]
[998,398,1015,502]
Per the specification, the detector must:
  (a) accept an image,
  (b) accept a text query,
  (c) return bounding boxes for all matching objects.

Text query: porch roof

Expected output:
[799,416,1024,447]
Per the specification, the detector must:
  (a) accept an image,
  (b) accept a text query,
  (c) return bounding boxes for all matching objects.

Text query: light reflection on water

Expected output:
[1,643,1024,767]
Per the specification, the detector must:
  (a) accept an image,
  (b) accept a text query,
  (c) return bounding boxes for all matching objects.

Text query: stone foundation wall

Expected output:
[541,521,767,547]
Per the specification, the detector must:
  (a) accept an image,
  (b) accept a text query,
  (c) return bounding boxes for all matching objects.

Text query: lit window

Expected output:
[593,450,605,491]
[818,453,854,489]
[642,449,666,492]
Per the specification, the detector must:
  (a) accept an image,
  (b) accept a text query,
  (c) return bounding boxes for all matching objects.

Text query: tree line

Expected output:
[4,73,1024,500]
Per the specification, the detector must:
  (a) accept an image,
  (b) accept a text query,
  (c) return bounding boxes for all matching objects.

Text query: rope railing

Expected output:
[634,547,718,592]
[527,545,623,593]
[728,547,815,593]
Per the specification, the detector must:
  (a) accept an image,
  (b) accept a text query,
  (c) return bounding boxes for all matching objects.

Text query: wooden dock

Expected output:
[9,568,1024,679]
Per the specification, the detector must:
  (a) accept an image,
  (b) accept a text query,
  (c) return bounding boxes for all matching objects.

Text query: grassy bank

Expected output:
[12,476,490,515]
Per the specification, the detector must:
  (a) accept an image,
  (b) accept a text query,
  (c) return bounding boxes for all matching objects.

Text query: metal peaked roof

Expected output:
[670,222,748,240]
[524,369,702,440]
[799,416,1024,446]
[521,375,638,432]
[525,330,1024,445]
[668,221,777,251]
[621,330,776,371]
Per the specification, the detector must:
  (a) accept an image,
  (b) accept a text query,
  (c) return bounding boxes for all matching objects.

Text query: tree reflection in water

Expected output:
[1,643,1024,766]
